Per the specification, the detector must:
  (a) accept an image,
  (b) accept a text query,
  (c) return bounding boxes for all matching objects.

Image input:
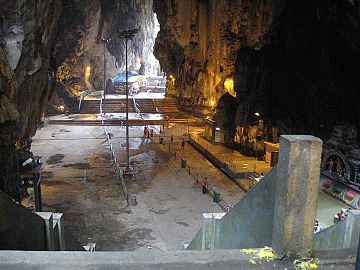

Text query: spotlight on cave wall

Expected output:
[224,78,235,97]
[85,65,91,87]
[85,65,91,78]
[210,98,216,108]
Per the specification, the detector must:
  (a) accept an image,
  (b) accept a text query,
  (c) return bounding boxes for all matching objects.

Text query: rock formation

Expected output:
[0,0,158,198]
[0,0,61,199]
[154,0,360,149]
[0,0,359,198]
[50,0,159,112]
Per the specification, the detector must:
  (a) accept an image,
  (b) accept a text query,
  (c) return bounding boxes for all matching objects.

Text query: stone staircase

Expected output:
[79,99,135,114]
[79,98,180,114]
[135,98,157,113]
[155,98,179,114]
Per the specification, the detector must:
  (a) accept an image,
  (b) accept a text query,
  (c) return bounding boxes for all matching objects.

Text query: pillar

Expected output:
[36,212,54,251]
[272,135,323,258]
[53,213,65,251]
[201,213,226,250]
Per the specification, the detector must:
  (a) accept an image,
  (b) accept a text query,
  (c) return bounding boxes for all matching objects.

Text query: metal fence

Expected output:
[99,95,129,201]
[158,142,232,212]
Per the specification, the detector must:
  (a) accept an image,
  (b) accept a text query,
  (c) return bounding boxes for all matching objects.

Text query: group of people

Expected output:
[334,208,350,223]
[315,208,351,234]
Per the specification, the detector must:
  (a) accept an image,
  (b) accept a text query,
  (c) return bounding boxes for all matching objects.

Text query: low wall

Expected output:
[187,168,278,250]
[188,137,245,181]
[314,210,360,252]
[0,190,46,250]
[217,168,278,249]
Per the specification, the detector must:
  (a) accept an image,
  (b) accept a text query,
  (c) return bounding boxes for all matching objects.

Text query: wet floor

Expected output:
[31,124,244,251]
[30,122,345,250]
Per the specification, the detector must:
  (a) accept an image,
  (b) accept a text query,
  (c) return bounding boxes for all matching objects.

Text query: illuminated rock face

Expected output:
[154,0,360,140]
[154,0,281,106]
[0,0,158,198]
[50,0,158,108]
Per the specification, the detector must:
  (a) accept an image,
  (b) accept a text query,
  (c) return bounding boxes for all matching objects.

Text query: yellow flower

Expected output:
[249,259,256,265]
[309,263,318,269]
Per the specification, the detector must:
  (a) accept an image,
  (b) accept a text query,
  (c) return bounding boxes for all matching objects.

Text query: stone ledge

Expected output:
[0,250,355,270]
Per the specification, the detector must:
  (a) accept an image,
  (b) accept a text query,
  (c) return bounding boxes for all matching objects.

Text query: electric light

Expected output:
[224,78,234,90]
[224,78,236,97]
[255,112,260,116]
[216,127,220,131]
[210,99,216,107]
[85,65,91,79]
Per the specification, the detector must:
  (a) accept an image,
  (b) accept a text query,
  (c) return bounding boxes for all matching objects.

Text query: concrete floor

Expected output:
[31,123,244,251]
[30,121,348,251]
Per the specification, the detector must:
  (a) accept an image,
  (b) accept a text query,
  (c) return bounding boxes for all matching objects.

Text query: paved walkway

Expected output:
[164,124,349,230]
[31,124,244,251]
[190,134,272,176]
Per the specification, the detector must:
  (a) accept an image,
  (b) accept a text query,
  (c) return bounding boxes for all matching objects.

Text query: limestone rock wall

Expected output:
[0,0,61,199]
[154,0,360,143]
[154,0,281,105]
[51,0,158,107]
[0,0,158,198]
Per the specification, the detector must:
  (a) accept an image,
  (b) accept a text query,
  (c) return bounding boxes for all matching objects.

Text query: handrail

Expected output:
[152,98,161,113]
[78,89,90,112]
[158,141,232,212]
[132,97,141,114]
[99,97,129,202]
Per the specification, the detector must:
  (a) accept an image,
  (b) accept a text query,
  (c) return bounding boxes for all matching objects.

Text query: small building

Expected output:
[205,117,225,143]
[107,73,147,95]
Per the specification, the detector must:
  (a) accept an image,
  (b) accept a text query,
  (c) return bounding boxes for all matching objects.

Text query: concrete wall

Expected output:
[188,135,323,258]
[187,168,277,250]
[314,210,360,251]
[0,190,46,250]
[217,168,278,249]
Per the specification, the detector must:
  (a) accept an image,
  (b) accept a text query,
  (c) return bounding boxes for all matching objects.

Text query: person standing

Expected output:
[181,138,185,150]
[171,135,174,142]
[202,177,209,194]
[144,125,148,136]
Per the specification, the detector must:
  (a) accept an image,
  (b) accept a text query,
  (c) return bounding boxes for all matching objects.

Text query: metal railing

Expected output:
[132,97,141,114]
[99,95,129,201]
[190,134,256,174]
[78,89,90,111]
[152,98,161,113]
[158,141,232,212]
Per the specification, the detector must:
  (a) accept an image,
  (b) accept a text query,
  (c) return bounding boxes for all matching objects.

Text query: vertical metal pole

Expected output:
[103,42,106,100]
[356,234,360,270]
[125,37,130,169]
